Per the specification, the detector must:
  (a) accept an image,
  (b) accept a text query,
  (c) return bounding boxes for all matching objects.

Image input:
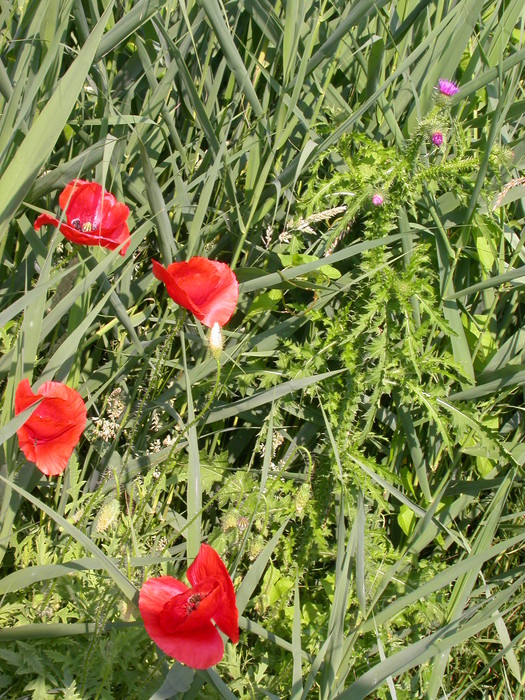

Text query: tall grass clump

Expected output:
[0,0,524,698]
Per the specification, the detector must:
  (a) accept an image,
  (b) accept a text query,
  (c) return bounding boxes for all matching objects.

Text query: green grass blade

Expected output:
[236,520,288,615]
[181,332,201,561]
[198,0,263,117]
[0,1,114,237]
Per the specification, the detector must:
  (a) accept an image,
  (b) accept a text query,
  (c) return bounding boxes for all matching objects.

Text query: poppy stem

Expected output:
[166,348,222,466]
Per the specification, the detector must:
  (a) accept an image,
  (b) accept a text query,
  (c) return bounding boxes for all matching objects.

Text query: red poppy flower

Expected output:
[15,379,87,476]
[152,257,239,328]
[139,543,239,669]
[34,179,131,256]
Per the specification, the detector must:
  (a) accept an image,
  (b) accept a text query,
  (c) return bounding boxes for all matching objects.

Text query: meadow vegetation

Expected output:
[0,0,524,698]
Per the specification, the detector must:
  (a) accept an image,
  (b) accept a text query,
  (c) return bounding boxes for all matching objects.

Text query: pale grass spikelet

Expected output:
[93,497,120,533]
[272,430,284,455]
[282,206,349,244]
[155,535,168,553]
[93,417,117,442]
[151,411,161,431]
[295,483,311,516]
[107,387,124,421]
[150,439,162,453]
[262,223,273,249]
[492,176,525,210]
[70,507,85,524]
[162,433,176,447]
[93,386,125,442]
[278,228,293,244]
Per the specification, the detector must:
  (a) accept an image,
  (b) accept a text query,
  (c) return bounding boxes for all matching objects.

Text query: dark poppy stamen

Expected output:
[71,219,81,230]
[186,593,202,613]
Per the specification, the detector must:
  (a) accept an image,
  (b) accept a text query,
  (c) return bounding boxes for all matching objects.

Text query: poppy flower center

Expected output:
[159,580,221,634]
[186,593,202,613]
[71,218,97,233]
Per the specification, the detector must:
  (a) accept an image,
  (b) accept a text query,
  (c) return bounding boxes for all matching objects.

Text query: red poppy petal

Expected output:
[152,259,201,317]
[14,381,86,476]
[187,287,238,328]
[60,181,103,222]
[38,380,85,404]
[101,223,130,255]
[172,270,225,321]
[25,435,73,476]
[156,623,224,669]
[212,590,240,644]
[139,576,189,637]
[38,180,132,256]
[174,258,239,327]
[35,214,129,256]
[35,214,95,244]
[186,544,223,584]
[34,213,60,232]
[37,382,87,431]
[139,573,230,668]
[160,580,222,635]
[14,378,38,413]
[152,258,239,327]
[58,179,91,212]
[101,198,128,226]
[33,444,71,475]
[187,544,239,642]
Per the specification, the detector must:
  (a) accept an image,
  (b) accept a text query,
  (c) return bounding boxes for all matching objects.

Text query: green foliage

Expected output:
[1,0,525,698]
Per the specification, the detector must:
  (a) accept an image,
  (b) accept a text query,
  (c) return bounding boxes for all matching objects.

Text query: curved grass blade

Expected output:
[198,0,263,117]
[206,369,345,424]
[0,620,135,642]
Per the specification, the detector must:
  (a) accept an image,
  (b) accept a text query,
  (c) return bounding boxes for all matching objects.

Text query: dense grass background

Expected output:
[1,0,524,697]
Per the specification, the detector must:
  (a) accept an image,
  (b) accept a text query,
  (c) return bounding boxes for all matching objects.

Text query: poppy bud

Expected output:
[209,322,223,358]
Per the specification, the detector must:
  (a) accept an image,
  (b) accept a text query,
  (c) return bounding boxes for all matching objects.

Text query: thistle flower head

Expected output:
[221,510,239,531]
[438,79,459,96]
[490,144,514,169]
[431,131,444,147]
[372,193,384,207]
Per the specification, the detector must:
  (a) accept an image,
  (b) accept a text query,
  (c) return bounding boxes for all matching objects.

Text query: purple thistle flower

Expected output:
[438,79,459,96]
[372,194,384,206]
[432,131,444,146]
